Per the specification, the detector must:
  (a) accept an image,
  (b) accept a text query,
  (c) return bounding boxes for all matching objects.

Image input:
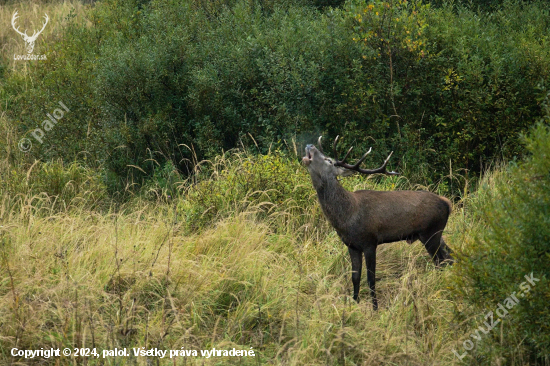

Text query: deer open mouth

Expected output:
[302,146,313,166]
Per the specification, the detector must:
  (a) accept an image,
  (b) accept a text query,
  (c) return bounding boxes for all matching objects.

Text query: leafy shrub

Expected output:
[90,0,363,182]
[4,0,550,196]
[451,118,550,360]
[344,0,550,186]
[429,0,520,11]
[178,150,318,232]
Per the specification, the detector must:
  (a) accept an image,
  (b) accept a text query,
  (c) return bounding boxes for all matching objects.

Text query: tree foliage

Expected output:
[3,0,550,194]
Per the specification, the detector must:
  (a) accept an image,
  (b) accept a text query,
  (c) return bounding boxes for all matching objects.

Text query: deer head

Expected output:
[302,135,398,189]
[12,11,49,54]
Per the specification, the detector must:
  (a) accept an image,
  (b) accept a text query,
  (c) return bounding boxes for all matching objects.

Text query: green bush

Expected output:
[0,160,107,212]
[177,150,317,232]
[429,0,526,12]
[90,0,363,181]
[344,0,550,184]
[451,118,550,360]
[4,0,550,196]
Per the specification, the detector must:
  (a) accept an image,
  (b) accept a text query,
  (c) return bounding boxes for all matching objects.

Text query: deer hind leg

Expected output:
[348,246,363,302]
[420,229,453,267]
[363,246,378,310]
[439,237,454,266]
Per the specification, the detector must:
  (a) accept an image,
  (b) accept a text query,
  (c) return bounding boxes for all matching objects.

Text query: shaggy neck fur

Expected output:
[312,174,357,232]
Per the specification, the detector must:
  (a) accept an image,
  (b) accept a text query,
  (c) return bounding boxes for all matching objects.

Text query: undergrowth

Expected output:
[0,144,518,365]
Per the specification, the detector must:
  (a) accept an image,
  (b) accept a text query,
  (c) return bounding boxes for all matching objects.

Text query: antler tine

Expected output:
[378,151,400,175]
[340,146,354,163]
[332,135,340,160]
[332,136,356,164]
[352,147,372,168]
[317,135,324,154]
[357,150,399,175]
[334,146,399,176]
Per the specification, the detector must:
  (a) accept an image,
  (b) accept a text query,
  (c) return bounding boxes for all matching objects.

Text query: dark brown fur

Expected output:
[303,145,453,310]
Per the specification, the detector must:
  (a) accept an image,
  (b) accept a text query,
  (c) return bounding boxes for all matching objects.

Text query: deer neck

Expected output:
[314,176,356,231]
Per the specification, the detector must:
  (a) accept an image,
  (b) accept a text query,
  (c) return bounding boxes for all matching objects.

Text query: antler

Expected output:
[332,135,399,176]
[11,11,27,38]
[317,135,324,154]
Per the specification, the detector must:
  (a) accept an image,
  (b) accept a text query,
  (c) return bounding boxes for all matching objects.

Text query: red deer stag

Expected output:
[302,136,453,310]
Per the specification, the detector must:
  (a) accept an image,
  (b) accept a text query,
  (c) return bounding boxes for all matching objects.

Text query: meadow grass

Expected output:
[0,147,503,365]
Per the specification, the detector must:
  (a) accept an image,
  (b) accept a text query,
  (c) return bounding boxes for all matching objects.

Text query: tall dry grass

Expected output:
[0,146,491,365]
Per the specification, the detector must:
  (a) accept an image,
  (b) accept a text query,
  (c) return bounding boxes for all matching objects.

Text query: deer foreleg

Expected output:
[364,246,378,310]
[348,246,363,302]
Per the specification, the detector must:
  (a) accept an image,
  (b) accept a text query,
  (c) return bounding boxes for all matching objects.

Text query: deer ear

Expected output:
[336,167,355,177]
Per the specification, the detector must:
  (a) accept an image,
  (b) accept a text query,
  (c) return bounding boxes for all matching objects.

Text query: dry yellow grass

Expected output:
[0,161,481,365]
